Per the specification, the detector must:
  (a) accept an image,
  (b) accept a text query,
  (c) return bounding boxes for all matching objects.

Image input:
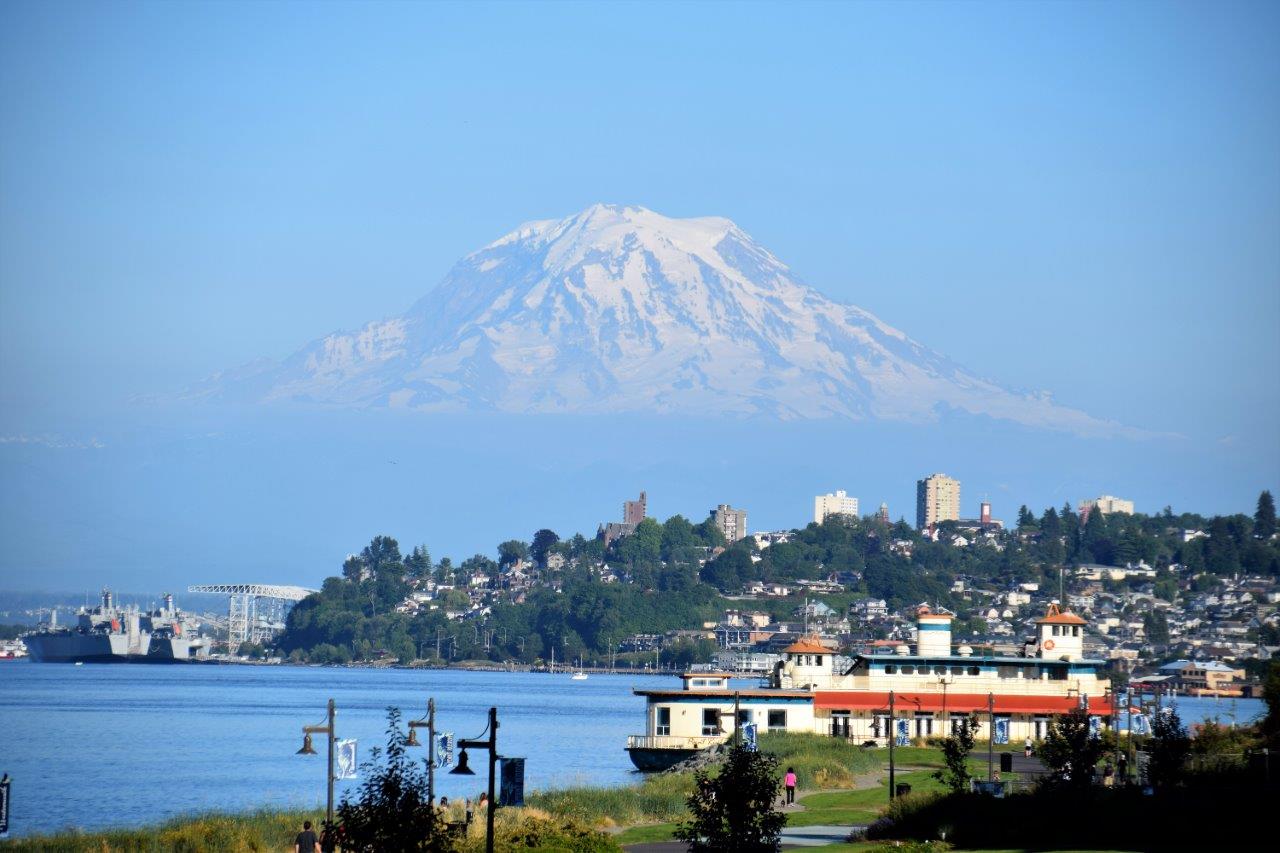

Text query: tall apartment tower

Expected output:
[878,502,890,524]
[814,490,859,524]
[624,491,647,526]
[916,473,960,530]
[711,504,748,542]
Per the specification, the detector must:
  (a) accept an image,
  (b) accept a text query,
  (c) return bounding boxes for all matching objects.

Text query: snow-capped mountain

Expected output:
[190,204,1126,435]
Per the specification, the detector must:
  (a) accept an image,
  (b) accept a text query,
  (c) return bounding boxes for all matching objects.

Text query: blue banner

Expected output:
[742,722,758,752]
[1089,715,1101,738]
[895,718,910,746]
[1130,714,1150,736]
[994,717,1009,745]
[435,732,454,769]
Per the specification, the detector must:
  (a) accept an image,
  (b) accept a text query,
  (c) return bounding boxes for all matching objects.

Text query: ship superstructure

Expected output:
[23,589,210,663]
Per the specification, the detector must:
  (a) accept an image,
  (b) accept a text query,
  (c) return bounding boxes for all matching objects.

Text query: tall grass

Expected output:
[757,732,881,789]
[524,772,693,828]
[0,809,320,853]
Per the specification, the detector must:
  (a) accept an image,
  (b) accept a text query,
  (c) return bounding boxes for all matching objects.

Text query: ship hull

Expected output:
[626,746,705,772]
[23,632,203,663]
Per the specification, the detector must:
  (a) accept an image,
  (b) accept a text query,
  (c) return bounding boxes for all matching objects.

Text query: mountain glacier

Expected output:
[190,204,1127,435]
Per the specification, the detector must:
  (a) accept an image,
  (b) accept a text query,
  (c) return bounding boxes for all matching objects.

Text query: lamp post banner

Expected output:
[994,717,1010,744]
[741,722,758,752]
[499,757,525,807]
[335,740,358,780]
[0,776,10,837]
[895,718,910,747]
[435,733,454,768]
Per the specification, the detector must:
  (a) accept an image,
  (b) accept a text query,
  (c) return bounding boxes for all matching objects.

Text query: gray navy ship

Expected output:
[23,589,210,663]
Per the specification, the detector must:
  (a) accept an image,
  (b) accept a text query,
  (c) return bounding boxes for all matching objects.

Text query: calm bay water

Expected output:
[0,661,668,838]
[0,661,1266,838]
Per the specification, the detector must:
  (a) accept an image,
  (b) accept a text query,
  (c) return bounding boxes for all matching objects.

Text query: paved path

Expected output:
[624,827,865,853]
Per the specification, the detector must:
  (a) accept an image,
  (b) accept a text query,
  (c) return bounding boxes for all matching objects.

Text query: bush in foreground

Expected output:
[675,743,786,853]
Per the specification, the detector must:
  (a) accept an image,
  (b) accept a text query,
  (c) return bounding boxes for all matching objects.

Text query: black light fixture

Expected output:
[451,707,499,853]
[405,727,421,747]
[450,748,474,775]
[295,698,337,826]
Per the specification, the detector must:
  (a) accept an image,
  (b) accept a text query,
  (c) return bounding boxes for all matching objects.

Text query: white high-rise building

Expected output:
[814,490,859,524]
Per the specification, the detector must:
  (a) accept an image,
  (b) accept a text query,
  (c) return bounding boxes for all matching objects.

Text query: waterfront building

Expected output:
[626,602,1116,768]
[814,490,859,524]
[916,474,960,529]
[1079,495,1135,517]
[711,503,748,542]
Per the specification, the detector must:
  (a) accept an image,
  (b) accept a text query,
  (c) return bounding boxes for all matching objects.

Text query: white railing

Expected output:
[626,734,727,751]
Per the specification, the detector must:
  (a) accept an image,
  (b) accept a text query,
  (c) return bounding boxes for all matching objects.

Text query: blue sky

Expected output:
[1,1,1277,589]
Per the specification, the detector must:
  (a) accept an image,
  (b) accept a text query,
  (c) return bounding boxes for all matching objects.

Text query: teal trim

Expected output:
[918,623,951,631]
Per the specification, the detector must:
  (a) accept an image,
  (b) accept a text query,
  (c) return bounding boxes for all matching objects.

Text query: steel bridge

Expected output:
[188,584,318,647]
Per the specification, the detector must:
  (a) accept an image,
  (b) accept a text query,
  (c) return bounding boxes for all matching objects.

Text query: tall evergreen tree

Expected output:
[1256,490,1277,539]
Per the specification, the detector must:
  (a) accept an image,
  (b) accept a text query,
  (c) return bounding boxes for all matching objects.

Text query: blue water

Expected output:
[0,661,670,838]
[0,662,1266,838]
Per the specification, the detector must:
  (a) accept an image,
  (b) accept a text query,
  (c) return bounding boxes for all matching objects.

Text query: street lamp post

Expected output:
[296,698,337,826]
[407,698,437,803]
[451,706,499,853]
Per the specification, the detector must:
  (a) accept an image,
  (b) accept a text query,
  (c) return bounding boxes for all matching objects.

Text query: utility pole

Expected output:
[987,692,995,782]
[888,690,896,802]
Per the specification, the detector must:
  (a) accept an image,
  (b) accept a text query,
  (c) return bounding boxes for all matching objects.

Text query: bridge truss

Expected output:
[188,584,318,647]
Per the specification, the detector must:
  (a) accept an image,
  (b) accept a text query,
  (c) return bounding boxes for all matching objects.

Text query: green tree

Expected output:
[497,539,530,568]
[1142,609,1170,645]
[360,535,402,575]
[675,743,786,853]
[1016,505,1037,530]
[1081,508,1112,565]
[1262,660,1280,748]
[335,708,454,852]
[342,554,365,582]
[1145,708,1191,788]
[404,545,432,577]
[530,528,560,568]
[934,714,979,793]
[1038,708,1105,788]
[1203,517,1240,575]
[1256,490,1277,540]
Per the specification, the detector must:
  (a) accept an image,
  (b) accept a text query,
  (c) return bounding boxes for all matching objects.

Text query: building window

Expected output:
[934,665,947,675]
[656,707,671,736]
[815,655,824,666]
[768,710,787,731]
[951,666,965,676]
[1072,626,1080,637]
[884,665,897,674]
[702,708,720,736]
[902,665,915,675]
[968,666,980,676]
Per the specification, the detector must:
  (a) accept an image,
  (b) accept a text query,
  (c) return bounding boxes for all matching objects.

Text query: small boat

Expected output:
[74,661,84,666]
[571,671,588,681]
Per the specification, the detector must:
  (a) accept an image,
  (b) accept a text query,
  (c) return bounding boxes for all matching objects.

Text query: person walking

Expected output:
[784,767,797,805]
[294,820,320,853]
[1024,736,1033,758]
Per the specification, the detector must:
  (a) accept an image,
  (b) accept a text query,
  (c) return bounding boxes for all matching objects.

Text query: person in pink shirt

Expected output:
[784,767,797,804]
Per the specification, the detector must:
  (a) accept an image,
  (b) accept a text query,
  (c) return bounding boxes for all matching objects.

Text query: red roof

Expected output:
[1036,603,1087,625]
[813,691,1114,715]
[784,637,834,655]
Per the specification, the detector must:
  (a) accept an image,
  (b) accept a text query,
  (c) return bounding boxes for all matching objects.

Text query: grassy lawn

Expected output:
[615,822,680,845]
